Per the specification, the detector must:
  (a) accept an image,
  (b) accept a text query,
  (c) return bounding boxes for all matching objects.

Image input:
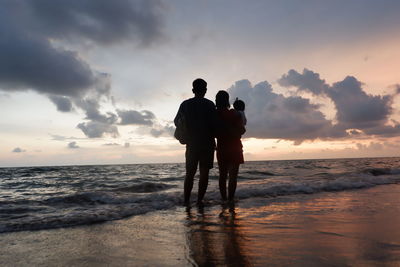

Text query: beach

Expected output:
[2,184,400,266]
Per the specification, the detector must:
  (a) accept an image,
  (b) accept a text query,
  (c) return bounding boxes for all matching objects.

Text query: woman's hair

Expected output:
[216,90,230,109]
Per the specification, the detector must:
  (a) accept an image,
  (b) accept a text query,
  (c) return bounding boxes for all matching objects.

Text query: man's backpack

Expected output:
[174,113,188,144]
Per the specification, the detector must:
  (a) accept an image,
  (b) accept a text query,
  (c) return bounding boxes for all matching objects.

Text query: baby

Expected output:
[233,98,247,126]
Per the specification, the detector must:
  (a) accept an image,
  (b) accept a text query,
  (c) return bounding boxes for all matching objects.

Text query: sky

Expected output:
[1,0,400,167]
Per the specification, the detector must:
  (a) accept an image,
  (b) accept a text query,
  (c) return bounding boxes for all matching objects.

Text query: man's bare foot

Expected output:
[196,200,204,207]
[183,198,191,206]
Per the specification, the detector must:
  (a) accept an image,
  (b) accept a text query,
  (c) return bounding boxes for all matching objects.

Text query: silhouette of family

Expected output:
[174,79,246,205]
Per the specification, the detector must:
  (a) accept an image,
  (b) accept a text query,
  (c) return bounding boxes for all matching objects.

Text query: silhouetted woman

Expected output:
[215,90,245,202]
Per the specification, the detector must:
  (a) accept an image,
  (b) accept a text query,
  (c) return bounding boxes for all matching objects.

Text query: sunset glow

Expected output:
[1,1,400,166]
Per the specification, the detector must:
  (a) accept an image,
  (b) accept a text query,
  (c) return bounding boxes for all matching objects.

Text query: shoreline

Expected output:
[1,156,398,169]
[2,184,400,266]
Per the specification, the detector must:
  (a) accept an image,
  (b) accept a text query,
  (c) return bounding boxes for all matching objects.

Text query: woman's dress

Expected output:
[216,108,245,165]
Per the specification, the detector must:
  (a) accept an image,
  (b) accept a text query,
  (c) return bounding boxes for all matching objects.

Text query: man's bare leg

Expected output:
[184,164,197,205]
[197,166,209,204]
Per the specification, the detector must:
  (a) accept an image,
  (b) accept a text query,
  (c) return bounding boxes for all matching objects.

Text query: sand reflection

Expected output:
[185,204,250,266]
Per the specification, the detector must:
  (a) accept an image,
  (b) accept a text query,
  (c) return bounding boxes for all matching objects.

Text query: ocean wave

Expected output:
[2,158,400,233]
[0,206,46,214]
[1,172,399,233]
[44,191,140,205]
[113,182,176,193]
[235,174,399,199]
[0,192,181,233]
[294,165,313,169]
[161,176,184,182]
[243,170,275,176]
[363,168,400,176]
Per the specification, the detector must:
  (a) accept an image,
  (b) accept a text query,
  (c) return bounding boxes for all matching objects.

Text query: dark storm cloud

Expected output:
[0,0,166,138]
[278,68,400,137]
[117,109,155,126]
[0,0,167,138]
[77,121,119,138]
[49,95,73,112]
[362,124,400,137]
[0,25,97,96]
[67,141,79,149]
[0,0,164,96]
[28,0,165,46]
[228,80,346,144]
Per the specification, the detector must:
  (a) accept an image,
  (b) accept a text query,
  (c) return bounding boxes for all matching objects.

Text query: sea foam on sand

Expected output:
[1,184,400,266]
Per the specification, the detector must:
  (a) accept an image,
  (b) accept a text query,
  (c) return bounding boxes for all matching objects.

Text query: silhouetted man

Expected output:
[174,78,216,205]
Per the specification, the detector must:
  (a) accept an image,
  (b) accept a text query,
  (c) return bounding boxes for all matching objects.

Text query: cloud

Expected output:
[278,69,328,95]
[134,122,174,138]
[67,141,79,149]
[150,124,175,137]
[124,142,130,148]
[49,95,73,112]
[0,1,166,138]
[278,68,400,137]
[150,128,164,137]
[77,121,119,138]
[117,109,155,125]
[75,106,172,138]
[27,0,165,46]
[12,147,26,153]
[103,143,120,146]
[331,77,392,129]
[356,142,384,151]
[394,84,400,95]
[0,28,98,97]
[75,103,165,138]
[227,79,345,144]
[76,98,117,124]
[50,134,86,141]
[0,1,165,97]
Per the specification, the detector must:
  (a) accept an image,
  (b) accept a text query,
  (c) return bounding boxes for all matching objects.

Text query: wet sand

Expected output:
[2,184,400,266]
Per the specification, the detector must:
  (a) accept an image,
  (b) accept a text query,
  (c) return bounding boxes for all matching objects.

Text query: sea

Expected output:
[1,157,399,233]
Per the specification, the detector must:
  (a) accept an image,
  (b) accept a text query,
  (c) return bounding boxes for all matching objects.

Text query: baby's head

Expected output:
[233,98,245,111]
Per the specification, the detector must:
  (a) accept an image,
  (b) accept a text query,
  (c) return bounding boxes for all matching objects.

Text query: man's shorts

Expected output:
[185,146,214,170]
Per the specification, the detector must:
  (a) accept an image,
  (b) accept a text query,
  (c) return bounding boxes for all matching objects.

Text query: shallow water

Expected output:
[2,185,400,266]
[185,184,400,266]
[1,157,399,232]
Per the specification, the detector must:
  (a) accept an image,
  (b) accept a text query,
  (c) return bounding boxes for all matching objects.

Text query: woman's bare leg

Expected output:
[218,163,228,201]
[228,164,239,201]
